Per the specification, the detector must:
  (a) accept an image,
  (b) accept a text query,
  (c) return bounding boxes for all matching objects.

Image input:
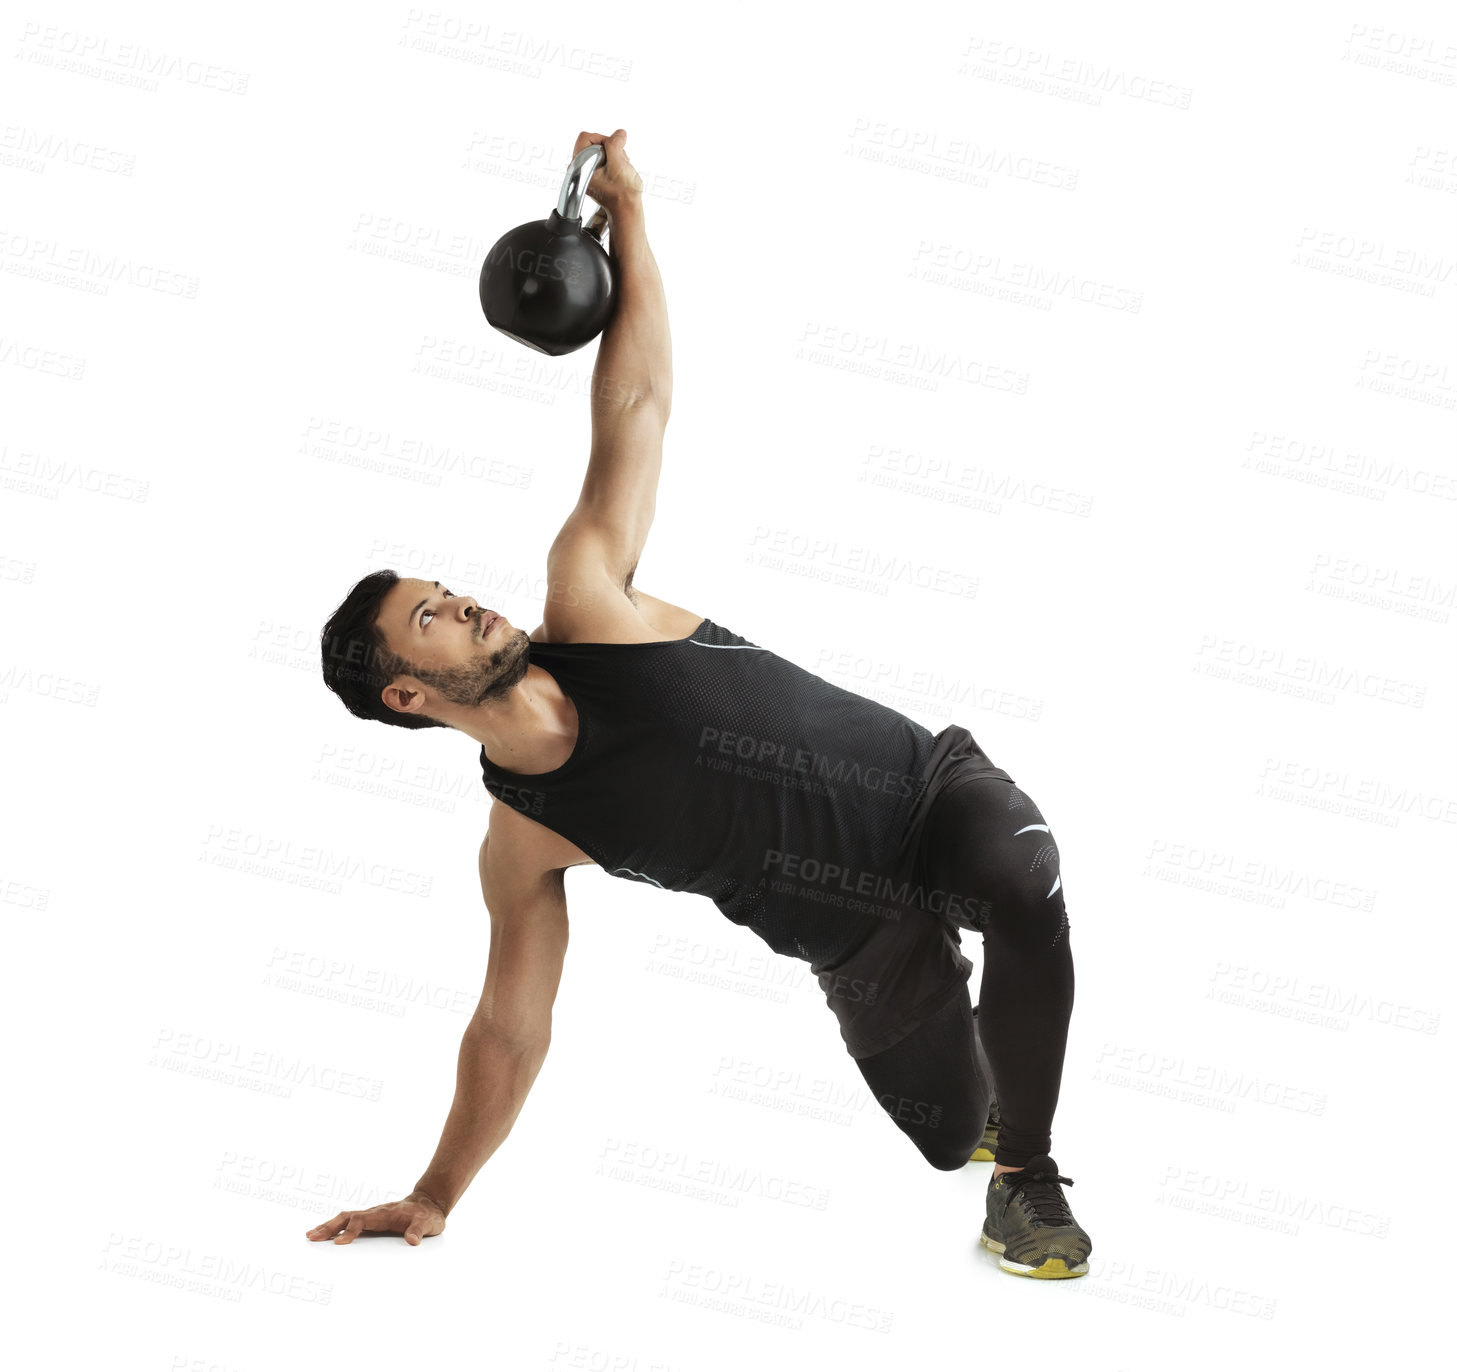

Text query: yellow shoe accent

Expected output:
[979,1230,1089,1279]
[969,1146,996,1162]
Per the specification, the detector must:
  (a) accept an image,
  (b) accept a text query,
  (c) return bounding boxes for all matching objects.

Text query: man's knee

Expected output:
[919,1135,978,1171]
[979,850,1068,952]
[880,1094,987,1171]
[917,1104,989,1170]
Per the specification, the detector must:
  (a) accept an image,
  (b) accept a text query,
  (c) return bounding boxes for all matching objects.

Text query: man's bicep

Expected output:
[547,510,635,591]
[475,835,570,1045]
[544,512,666,640]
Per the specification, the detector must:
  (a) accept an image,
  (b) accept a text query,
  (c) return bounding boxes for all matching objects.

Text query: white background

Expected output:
[3,1,1454,1366]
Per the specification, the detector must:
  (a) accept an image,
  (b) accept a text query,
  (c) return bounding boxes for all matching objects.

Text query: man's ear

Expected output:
[381,680,425,716]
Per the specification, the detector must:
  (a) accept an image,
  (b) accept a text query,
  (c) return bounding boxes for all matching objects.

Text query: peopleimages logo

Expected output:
[1207,963,1440,1035]
[697,726,920,799]
[1093,1044,1326,1116]
[484,779,546,816]
[761,848,990,926]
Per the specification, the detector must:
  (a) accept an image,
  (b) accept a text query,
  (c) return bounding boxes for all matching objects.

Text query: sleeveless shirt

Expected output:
[477,617,1013,966]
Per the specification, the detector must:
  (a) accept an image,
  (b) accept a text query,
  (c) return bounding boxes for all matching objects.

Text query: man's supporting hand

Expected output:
[306,1189,447,1246]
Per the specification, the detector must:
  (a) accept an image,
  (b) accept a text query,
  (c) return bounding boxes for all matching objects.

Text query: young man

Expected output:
[313,130,1091,1277]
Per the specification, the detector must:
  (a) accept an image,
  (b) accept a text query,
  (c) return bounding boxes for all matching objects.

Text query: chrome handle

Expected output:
[556,143,606,222]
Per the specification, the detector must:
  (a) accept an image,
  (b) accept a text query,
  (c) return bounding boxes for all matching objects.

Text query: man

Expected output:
[312,129,1091,1278]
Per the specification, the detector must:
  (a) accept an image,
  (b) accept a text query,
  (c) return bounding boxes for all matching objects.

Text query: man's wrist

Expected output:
[408,1184,451,1216]
[604,196,646,236]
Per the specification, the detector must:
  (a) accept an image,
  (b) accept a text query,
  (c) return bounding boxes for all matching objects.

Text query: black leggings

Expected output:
[854,774,1075,1169]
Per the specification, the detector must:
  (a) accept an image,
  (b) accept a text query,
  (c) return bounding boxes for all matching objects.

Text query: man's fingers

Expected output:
[308,1201,444,1245]
[571,132,613,201]
[333,1213,367,1245]
[573,131,627,180]
[306,1213,346,1240]
[307,1215,349,1241]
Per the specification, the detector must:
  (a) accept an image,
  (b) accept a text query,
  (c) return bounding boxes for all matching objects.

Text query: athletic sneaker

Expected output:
[969,1098,1000,1162]
[980,1154,1091,1278]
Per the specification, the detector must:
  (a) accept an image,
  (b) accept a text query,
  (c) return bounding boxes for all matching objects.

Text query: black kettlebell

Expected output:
[478,144,617,356]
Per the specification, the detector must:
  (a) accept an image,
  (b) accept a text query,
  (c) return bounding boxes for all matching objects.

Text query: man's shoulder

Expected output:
[535,581,705,646]
[482,800,596,883]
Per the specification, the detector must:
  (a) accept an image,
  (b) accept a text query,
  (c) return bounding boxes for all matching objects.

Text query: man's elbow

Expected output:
[468,1013,552,1058]
[592,371,670,420]
[619,383,670,424]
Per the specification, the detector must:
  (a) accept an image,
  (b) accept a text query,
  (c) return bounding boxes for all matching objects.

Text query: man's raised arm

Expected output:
[552,128,672,588]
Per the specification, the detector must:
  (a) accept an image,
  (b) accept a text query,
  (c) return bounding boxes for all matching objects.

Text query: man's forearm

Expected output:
[592,200,672,414]
[412,1026,549,1215]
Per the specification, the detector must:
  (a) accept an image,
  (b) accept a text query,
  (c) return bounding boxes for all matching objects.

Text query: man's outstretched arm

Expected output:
[551,128,671,600]
[305,826,570,1245]
[407,842,569,1217]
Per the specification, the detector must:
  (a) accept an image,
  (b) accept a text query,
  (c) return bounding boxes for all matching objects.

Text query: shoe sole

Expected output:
[979,1229,1088,1279]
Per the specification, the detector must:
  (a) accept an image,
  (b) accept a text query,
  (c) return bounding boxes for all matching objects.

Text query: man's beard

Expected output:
[410,627,531,709]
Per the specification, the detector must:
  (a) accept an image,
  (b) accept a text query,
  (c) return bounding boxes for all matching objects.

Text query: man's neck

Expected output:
[464,665,577,771]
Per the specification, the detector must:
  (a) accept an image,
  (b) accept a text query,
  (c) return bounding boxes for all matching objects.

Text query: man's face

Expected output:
[376,578,530,715]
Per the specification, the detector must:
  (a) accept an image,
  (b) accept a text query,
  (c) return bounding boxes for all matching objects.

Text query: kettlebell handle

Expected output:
[556,143,607,222]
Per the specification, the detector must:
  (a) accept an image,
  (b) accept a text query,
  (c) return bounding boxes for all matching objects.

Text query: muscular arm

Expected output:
[306,822,573,1244]
[551,132,672,604]
[589,197,672,427]
[411,827,570,1215]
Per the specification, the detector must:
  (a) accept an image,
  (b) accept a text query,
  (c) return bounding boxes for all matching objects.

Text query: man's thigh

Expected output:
[851,985,992,1170]
[812,903,975,1061]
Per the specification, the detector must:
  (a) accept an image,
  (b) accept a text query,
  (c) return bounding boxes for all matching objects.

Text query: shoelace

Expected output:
[1003,1167,1076,1226]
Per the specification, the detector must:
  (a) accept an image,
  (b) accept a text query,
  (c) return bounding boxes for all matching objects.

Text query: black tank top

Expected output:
[477,617,1013,965]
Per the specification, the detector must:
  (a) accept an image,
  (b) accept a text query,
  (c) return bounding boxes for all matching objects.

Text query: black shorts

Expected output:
[810,722,1014,1059]
[811,901,975,1059]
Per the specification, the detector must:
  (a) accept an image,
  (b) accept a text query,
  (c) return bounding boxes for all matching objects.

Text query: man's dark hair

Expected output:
[320,569,445,731]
